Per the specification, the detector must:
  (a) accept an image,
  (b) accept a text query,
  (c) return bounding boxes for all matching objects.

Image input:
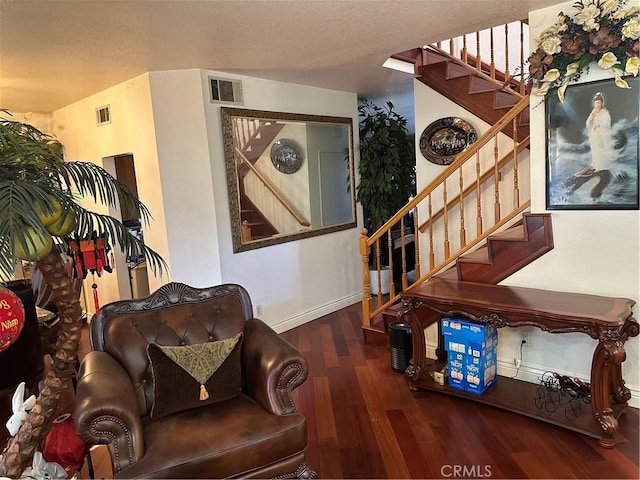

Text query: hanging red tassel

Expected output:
[93,286,100,314]
[75,252,84,279]
[92,273,100,314]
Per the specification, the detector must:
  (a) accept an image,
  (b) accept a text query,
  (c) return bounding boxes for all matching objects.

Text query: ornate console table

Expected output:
[400,278,638,447]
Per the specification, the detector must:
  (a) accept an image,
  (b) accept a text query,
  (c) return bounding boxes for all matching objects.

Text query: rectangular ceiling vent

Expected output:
[96,105,111,126]
[209,77,243,105]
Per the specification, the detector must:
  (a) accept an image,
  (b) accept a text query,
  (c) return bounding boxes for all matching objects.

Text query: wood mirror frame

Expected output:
[221,107,357,253]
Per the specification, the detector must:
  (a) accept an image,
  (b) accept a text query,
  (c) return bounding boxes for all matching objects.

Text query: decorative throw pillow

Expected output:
[147,333,243,419]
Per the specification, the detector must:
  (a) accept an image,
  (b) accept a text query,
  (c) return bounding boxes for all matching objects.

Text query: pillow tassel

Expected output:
[200,384,209,401]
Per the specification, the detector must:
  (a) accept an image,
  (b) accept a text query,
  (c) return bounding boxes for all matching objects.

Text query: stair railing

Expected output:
[233,118,278,154]
[360,95,531,333]
[436,20,528,94]
[235,147,311,231]
[233,118,311,241]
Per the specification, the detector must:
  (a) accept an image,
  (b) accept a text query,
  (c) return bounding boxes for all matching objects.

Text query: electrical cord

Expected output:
[510,339,525,379]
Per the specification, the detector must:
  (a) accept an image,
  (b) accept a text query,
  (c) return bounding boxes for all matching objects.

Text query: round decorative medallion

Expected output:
[270,139,304,174]
[419,117,478,165]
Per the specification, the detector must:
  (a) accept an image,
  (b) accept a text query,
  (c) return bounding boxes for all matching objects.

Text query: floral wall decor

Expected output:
[528,0,640,101]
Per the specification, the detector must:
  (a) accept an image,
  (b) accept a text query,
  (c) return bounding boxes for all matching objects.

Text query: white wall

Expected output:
[50,74,170,309]
[516,1,639,404]
[199,71,362,331]
[50,69,362,333]
[413,1,639,407]
[147,70,222,287]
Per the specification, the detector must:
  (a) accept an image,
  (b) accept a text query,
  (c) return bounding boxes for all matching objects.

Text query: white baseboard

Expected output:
[270,292,361,334]
[425,345,639,409]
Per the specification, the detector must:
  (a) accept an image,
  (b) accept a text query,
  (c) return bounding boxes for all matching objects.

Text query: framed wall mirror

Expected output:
[221,107,357,253]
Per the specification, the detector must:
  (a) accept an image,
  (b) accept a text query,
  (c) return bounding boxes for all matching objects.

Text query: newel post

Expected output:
[360,228,372,327]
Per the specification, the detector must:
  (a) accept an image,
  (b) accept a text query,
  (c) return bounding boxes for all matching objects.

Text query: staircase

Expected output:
[416,46,530,143]
[234,119,284,240]
[361,21,553,344]
[238,185,278,240]
[438,213,553,284]
[376,213,553,342]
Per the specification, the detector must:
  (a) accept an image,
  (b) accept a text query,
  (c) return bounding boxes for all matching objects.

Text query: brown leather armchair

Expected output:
[74,282,316,479]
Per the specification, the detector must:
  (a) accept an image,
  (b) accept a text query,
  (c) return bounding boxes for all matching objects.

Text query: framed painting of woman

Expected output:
[546,76,639,210]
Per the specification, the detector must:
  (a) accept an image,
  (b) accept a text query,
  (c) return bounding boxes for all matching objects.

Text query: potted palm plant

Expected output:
[0,112,166,477]
[357,99,415,293]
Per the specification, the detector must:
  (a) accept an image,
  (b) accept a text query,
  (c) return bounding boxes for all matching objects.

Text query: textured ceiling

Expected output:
[0,0,562,114]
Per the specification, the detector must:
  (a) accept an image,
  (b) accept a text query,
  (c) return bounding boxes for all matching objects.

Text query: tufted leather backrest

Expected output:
[88,283,253,416]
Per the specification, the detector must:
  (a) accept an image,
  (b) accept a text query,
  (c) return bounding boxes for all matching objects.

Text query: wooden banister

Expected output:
[235,147,311,228]
[416,141,528,233]
[412,201,531,286]
[361,95,531,338]
[427,45,525,100]
[367,95,529,246]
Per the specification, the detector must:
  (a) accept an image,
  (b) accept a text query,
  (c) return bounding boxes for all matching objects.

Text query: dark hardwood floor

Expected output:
[78,302,639,479]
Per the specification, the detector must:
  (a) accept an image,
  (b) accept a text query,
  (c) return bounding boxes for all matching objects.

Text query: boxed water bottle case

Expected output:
[441,317,498,395]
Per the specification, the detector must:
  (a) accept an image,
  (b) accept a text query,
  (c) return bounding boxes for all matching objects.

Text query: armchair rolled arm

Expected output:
[74,351,144,474]
[243,318,309,415]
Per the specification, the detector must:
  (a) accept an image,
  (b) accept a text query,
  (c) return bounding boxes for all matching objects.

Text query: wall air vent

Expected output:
[209,77,243,105]
[96,105,111,126]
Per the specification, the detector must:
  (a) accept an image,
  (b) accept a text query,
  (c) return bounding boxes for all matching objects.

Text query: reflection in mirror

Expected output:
[221,108,356,253]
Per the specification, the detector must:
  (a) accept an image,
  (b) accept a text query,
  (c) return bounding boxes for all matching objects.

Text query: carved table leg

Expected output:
[590,339,625,448]
[610,318,639,403]
[610,359,631,403]
[401,307,426,390]
[435,319,447,362]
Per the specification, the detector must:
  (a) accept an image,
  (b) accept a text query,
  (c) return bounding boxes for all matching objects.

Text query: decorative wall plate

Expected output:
[270,139,304,174]
[419,117,478,165]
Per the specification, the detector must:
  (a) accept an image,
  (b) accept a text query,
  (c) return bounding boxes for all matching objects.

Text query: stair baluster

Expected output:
[428,195,435,270]
[443,180,450,259]
[387,233,394,298]
[490,28,496,79]
[475,32,481,74]
[503,24,509,83]
[459,168,466,247]
[493,136,501,223]
[519,21,526,95]
[413,207,421,280]
[512,119,520,209]
[475,152,483,236]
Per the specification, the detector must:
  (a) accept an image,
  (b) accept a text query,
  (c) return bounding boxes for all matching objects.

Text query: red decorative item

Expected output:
[95,236,108,275]
[43,413,89,471]
[92,276,100,315]
[67,234,112,313]
[80,239,97,272]
[0,285,26,353]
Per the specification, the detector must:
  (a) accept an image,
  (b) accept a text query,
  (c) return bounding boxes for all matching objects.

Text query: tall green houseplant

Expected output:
[357,99,415,232]
[0,112,166,477]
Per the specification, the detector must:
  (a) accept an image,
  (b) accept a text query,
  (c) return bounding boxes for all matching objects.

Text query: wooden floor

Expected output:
[78,302,639,479]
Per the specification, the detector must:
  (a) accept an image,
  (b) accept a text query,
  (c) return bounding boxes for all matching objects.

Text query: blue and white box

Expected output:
[465,346,497,395]
[447,350,466,391]
[441,317,498,394]
[442,317,498,343]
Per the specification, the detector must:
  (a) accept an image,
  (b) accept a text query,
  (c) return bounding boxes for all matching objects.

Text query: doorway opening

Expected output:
[104,154,150,300]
